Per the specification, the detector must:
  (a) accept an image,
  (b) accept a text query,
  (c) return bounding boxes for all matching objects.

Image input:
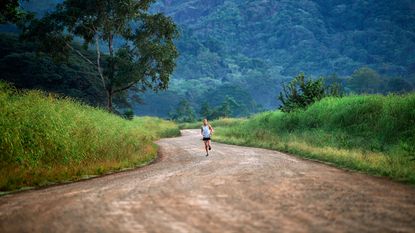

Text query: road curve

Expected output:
[1,129,415,233]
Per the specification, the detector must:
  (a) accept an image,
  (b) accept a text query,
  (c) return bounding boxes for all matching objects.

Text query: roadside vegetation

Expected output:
[213,93,415,183]
[179,74,415,183]
[179,118,246,130]
[0,82,179,192]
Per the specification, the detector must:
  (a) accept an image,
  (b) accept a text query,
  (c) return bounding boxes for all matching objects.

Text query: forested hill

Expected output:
[2,0,415,117]
[147,0,415,115]
[155,0,415,76]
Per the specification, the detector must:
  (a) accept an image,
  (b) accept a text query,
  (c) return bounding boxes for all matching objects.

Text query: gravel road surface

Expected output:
[1,129,414,233]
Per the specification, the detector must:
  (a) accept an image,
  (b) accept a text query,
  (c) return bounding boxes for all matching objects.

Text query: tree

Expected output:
[323,73,344,87]
[199,102,212,119]
[0,0,29,24]
[215,96,239,118]
[22,0,179,112]
[169,99,196,122]
[0,34,107,106]
[278,73,342,112]
[386,78,413,93]
[347,67,383,94]
[323,74,344,97]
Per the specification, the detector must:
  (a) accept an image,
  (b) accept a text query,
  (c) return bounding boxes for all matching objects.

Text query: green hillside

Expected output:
[142,0,415,116]
[156,0,415,76]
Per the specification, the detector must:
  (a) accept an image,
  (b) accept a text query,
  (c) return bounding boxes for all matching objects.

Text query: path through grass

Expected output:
[0,82,179,191]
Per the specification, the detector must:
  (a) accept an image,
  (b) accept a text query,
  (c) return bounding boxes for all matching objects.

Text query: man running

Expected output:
[201,119,214,157]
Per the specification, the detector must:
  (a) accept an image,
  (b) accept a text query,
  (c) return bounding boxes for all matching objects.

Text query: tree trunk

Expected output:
[107,33,115,112]
[107,89,113,112]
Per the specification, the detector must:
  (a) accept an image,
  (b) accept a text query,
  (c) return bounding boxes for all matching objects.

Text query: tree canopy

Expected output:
[348,67,383,94]
[0,0,29,24]
[278,73,342,112]
[22,0,179,111]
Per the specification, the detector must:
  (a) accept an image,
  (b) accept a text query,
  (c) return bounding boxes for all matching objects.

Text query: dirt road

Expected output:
[1,129,415,233]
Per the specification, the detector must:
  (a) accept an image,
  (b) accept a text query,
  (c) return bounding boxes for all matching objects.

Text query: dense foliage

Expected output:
[170,95,251,122]
[279,73,342,112]
[141,0,415,116]
[169,99,196,122]
[214,94,415,183]
[22,0,179,112]
[0,33,107,106]
[156,0,415,75]
[0,82,179,191]
[0,0,29,24]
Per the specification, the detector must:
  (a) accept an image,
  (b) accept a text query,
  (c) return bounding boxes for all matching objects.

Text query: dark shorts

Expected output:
[202,137,211,141]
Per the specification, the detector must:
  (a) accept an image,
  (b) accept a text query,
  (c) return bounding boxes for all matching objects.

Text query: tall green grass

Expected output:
[214,94,415,183]
[0,82,179,191]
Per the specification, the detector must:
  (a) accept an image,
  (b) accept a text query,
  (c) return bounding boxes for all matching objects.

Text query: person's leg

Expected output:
[208,140,212,150]
[204,140,209,155]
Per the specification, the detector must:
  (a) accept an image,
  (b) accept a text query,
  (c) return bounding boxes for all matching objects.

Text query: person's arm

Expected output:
[209,125,214,134]
[201,126,203,136]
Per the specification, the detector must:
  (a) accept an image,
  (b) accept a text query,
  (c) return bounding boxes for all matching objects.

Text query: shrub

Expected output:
[278,73,342,112]
[123,108,134,120]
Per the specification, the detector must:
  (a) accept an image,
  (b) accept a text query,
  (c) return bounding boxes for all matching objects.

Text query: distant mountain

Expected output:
[2,0,415,117]
[139,0,415,116]
[156,0,415,76]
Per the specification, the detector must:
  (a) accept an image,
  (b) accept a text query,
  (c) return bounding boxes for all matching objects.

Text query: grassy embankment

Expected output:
[184,94,415,183]
[0,82,180,192]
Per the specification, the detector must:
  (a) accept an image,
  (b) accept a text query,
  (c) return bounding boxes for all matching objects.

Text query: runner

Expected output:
[201,119,214,156]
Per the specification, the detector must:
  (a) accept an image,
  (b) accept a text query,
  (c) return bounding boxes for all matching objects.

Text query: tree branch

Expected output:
[112,81,138,94]
[65,42,96,67]
[95,35,108,90]
[112,69,152,94]
[65,40,108,91]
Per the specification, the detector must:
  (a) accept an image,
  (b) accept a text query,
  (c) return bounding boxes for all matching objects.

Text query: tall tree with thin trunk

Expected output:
[22,0,179,112]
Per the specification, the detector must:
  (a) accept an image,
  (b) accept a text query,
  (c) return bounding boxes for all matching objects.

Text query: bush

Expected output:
[278,73,342,112]
[123,108,134,120]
